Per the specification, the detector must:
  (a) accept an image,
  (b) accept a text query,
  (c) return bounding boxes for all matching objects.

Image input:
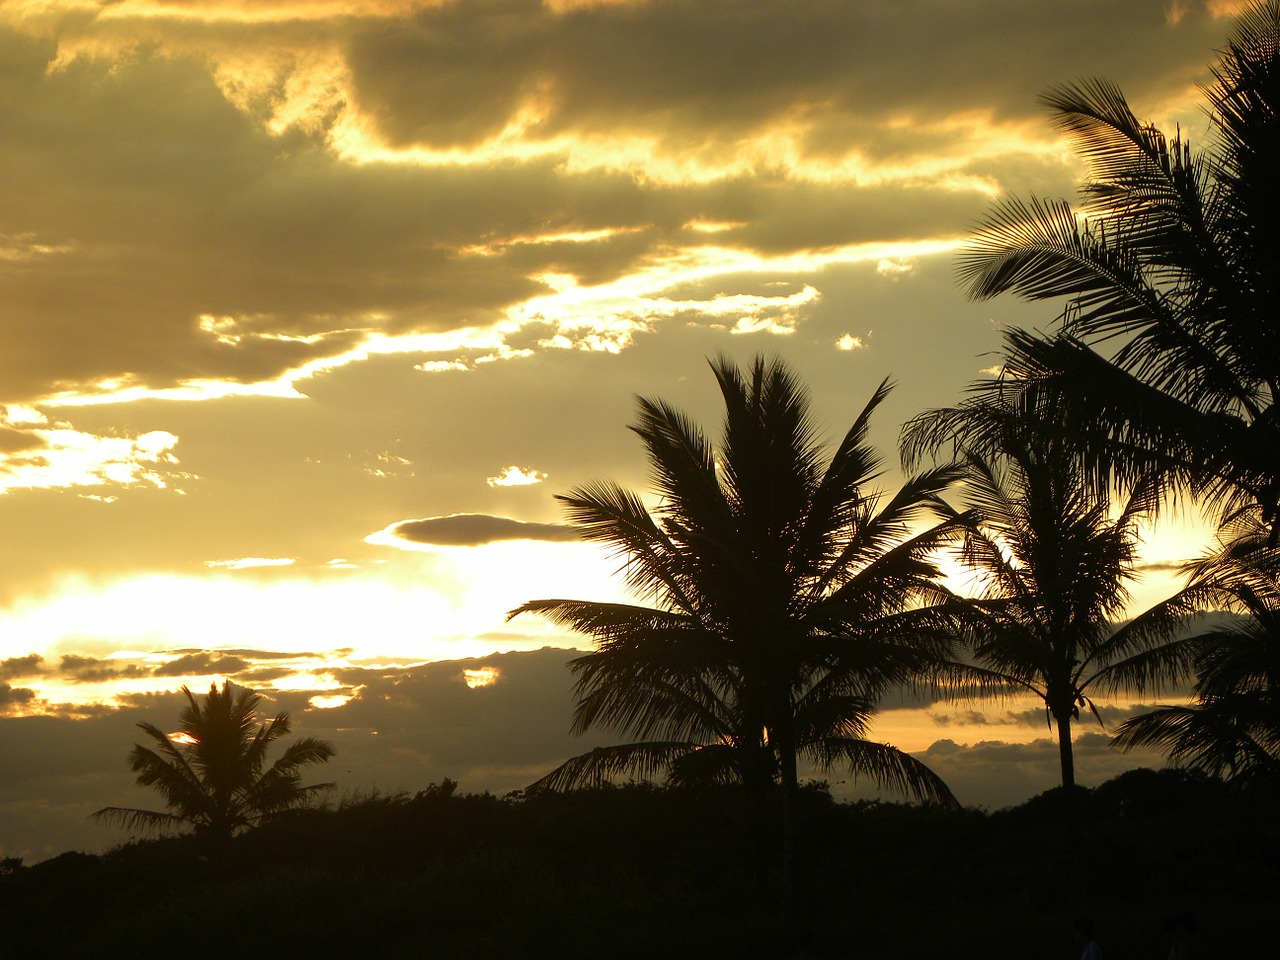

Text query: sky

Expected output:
[0,0,1247,861]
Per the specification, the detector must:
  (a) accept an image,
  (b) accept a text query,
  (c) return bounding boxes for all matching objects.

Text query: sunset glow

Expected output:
[0,0,1239,860]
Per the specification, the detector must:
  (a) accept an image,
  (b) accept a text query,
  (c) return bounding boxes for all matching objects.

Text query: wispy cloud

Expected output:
[205,557,297,570]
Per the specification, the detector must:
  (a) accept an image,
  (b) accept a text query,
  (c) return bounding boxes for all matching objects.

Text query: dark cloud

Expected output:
[51,651,317,687]
[0,0,1230,404]
[0,655,43,680]
[0,427,43,455]
[385,514,580,546]
[932,699,1195,731]
[349,0,1222,151]
[236,667,298,684]
[930,709,996,727]
[58,655,149,684]
[0,684,36,713]
[153,653,251,678]
[1136,559,1189,573]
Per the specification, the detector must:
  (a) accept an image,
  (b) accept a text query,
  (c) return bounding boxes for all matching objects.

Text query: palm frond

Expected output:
[526,742,704,792]
[808,737,958,809]
[89,806,195,835]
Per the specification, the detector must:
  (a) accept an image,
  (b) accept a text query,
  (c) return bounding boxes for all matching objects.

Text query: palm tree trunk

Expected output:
[777,733,799,934]
[1055,713,1075,791]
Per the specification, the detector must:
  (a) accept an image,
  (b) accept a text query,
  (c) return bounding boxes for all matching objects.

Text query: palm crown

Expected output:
[513,355,966,805]
[906,401,1199,789]
[93,682,335,844]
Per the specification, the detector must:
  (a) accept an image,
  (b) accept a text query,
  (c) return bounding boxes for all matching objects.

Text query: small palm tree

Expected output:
[93,682,335,845]
[904,400,1199,790]
[1115,510,1280,785]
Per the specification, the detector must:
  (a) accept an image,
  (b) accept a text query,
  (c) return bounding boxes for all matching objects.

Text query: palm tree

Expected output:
[511,356,969,900]
[93,682,335,846]
[1114,510,1280,785]
[954,1,1280,534]
[904,400,1199,790]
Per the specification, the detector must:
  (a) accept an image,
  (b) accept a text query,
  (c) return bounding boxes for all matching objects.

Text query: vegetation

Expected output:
[1114,512,1280,783]
[904,399,1198,791]
[954,1,1280,534]
[92,682,335,846]
[512,358,964,805]
[946,0,1280,782]
[8,776,1279,959]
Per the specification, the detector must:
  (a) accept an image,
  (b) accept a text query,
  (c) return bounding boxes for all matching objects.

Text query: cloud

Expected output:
[1137,559,1189,573]
[345,0,1220,159]
[0,406,188,495]
[58,655,150,684]
[0,684,36,714]
[370,514,581,547]
[0,0,1228,413]
[0,655,43,681]
[486,465,547,487]
[54,651,251,684]
[930,709,998,727]
[908,732,1170,809]
[169,647,333,661]
[153,653,251,678]
[204,557,297,570]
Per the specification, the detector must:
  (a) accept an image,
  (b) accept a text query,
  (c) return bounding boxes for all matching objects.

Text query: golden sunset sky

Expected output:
[0,0,1245,859]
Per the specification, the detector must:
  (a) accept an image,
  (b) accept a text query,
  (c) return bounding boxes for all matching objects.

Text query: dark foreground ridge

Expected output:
[2,770,1275,959]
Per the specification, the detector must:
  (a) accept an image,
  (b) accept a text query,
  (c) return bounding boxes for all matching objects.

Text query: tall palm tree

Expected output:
[954,1,1280,533]
[1114,510,1280,785]
[904,400,1199,790]
[511,356,970,902]
[93,682,335,845]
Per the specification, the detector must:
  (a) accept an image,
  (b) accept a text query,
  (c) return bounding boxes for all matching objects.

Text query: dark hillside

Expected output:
[1,771,1274,959]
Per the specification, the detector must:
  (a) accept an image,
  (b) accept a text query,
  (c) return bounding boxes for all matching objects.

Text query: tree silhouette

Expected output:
[512,356,969,902]
[952,1,1280,535]
[1115,511,1280,785]
[93,682,335,846]
[905,400,1198,790]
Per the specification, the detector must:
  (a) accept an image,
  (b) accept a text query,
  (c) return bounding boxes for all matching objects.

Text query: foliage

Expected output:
[5,777,1278,959]
[952,0,1280,532]
[904,398,1200,789]
[1115,511,1280,784]
[92,682,335,844]
[511,355,967,806]
[926,0,1280,793]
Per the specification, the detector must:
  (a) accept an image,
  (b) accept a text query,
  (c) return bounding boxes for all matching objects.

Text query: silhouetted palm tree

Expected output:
[1115,510,1280,784]
[512,357,969,903]
[954,1,1280,534]
[93,682,335,845]
[904,400,1199,790]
